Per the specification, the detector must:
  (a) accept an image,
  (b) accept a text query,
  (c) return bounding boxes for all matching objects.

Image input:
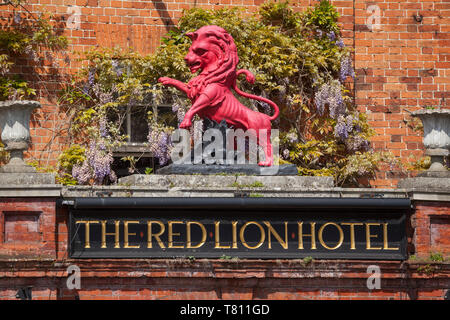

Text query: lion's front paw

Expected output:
[258,159,273,167]
[179,119,192,129]
[158,77,174,86]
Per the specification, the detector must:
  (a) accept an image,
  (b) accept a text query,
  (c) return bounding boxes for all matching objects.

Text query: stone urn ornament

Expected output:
[412,108,450,177]
[0,100,40,173]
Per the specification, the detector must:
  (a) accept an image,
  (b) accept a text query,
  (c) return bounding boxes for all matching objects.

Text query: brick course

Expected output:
[0,259,449,300]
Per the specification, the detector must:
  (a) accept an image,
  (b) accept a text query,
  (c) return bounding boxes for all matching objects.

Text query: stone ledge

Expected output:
[0,172,55,185]
[61,185,411,199]
[0,178,448,201]
[408,191,450,202]
[0,183,412,198]
[0,184,61,197]
[399,177,450,201]
[118,174,334,189]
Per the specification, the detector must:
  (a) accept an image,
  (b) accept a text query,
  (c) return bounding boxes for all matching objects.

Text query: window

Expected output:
[111,104,177,177]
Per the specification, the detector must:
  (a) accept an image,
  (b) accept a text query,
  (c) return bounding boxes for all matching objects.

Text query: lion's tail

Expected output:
[234,69,280,121]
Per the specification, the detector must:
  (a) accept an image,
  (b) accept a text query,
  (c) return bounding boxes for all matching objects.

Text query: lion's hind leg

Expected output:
[256,128,273,167]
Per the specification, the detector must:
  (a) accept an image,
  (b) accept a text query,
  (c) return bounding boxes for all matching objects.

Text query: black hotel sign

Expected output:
[69,197,409,260]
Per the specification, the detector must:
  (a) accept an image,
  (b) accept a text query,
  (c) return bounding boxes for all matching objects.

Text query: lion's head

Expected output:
[185,25,238,89]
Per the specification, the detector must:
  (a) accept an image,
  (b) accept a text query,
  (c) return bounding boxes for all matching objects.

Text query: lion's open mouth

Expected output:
[188,61,201,72]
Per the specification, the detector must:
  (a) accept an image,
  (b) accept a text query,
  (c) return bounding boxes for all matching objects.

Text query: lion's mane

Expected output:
[187,25,239,99]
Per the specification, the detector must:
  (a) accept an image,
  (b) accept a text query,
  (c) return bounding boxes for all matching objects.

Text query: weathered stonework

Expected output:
[398,177,450,190]
[0,172,55,185]
[118,174,334,190]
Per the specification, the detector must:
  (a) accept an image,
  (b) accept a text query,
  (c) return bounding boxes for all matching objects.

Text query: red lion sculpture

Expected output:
[158,25,279,166]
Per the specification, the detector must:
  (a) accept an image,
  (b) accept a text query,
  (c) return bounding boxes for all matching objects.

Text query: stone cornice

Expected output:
[0,174,448,202]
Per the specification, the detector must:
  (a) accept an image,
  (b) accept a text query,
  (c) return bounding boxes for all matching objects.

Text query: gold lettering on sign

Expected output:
[147,221,165,249]
[240,221,265,249]
[186,221,206,249]
[318,222,344,250]
[168,221,184,248]
[297,222,317,250]
[341,223,363,250]
[76,220,99,249]
[264,221,288,249]
[214,221,230,249]
[366,223,382,250]
[74,217,402,256]
[124,220,140,249]
[231,221,238,249]
[383,223,399,250]
[101,220,120,249]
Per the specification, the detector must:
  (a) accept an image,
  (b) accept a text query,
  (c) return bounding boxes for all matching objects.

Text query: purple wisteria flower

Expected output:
[172,103,186,126]
[314,81,345,118]
[345,135,370,152]
[327,31,336,41]
[172,103,180,113]
[148,126,173,166]
[82,68,96,94]
[99,116,109,138]
[88,68,95,87]
[157,132,171,166]
[72,161,90,185]
[286,131,298,144]
[82,85,89,95]
[340,55,355,82]
[72,140,117,185]
[258,101,272,115]
[334,115,354,140]
[14,13,21,24]
[111,59,123,77]
[335,39,345,48]
[333,114,371,151]
[23,44,39,63]
[92,83,116,104]
[177,109,186,126]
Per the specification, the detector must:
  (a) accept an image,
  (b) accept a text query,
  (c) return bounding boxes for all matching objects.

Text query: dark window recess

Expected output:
[110,104,177,178]
[110,104,151,143]
[111,144,156,178]
[156,104,178,128]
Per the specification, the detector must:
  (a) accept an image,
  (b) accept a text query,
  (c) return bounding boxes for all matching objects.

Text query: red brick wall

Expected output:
[0,198,56,258]
[413,201,450,257]
[1,0,449,187]
[354,0,450,187]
